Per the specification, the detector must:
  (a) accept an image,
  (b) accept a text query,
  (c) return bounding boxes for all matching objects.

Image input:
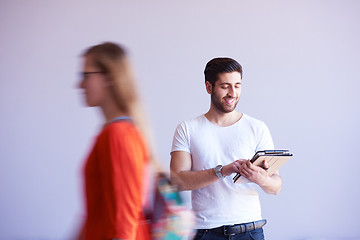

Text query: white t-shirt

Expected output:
[171,114,274,229]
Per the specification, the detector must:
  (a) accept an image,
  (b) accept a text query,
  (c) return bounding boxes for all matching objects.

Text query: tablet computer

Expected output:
[233,150,293,183]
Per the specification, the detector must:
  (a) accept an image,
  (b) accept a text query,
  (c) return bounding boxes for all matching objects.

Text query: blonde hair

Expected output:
[83,42,138,114]
[83,42,162,171]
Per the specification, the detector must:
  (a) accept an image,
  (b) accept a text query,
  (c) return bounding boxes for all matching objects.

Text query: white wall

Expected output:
[0,0,359,239]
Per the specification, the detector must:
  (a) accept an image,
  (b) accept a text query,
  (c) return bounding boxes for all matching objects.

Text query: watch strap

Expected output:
[214,165,224,179]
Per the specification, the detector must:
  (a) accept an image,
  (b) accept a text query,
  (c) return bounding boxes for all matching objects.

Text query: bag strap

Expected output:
[108,116,132,124]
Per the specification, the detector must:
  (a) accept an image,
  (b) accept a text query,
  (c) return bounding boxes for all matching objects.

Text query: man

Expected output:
[170,57,282,240]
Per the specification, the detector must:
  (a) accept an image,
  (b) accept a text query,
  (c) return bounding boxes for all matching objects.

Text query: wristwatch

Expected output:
[214,165,225,179]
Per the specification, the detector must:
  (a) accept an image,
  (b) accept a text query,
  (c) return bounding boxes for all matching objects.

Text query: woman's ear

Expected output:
[205,81,212,94]
[104,76,114,87]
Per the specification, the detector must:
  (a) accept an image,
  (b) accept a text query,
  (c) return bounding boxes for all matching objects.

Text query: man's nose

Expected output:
[228,86,236,96]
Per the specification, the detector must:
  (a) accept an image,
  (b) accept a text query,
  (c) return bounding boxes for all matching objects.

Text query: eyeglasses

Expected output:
[80,71,106,80]
[82,71,105,75]
[80,71,105,78]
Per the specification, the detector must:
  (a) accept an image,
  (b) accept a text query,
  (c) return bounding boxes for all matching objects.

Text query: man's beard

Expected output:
[211,92,238,113]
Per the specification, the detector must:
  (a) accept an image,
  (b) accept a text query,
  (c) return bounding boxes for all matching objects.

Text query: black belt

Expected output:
[205,219,267,236]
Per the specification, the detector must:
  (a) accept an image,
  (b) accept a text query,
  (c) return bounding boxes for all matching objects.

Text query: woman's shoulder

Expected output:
[99,121,140,140]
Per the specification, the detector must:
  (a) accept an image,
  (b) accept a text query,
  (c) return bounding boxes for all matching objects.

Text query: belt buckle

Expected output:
[223,225,235,236]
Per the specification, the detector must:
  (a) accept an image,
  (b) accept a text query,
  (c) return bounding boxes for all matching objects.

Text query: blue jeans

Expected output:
[193,227,265,240]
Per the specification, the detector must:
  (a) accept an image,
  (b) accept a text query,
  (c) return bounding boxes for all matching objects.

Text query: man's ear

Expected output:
[205,81,212,94]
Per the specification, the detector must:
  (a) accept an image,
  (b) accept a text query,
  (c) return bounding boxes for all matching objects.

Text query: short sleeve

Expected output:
[171,121,190,154]
[255,122,274,152]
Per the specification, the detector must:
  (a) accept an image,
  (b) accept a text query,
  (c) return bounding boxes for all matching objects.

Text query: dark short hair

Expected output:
[204,57,242,86]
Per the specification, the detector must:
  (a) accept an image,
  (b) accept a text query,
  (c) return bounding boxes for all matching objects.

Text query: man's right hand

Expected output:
[222,159,248,177]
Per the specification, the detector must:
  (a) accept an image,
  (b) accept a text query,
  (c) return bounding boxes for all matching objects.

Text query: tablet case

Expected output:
[233,150,293,183]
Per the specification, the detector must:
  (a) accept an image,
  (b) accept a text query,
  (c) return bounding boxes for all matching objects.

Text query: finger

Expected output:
[234,164,242,172]
[241,166,251,176]
[236,159,247,164]
[246,160,254,169]
[262,160,269,170]
[230,164,240,173]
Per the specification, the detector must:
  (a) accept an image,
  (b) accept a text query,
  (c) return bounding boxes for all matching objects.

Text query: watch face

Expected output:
[215,165,224,179]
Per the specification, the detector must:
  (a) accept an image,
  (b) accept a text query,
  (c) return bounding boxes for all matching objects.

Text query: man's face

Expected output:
[207,71,242,113]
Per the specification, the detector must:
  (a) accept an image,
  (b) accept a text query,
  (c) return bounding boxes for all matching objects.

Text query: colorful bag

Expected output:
[146,174,195,240]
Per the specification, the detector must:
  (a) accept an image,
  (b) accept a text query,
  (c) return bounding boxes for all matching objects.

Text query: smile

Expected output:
[224,98,236,104]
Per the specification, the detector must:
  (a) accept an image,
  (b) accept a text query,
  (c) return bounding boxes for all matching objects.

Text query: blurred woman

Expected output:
[77,42,151,240]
